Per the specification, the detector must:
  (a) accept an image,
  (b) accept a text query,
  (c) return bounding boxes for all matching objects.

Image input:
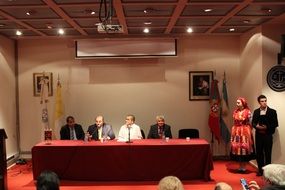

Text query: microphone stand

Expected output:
[126,125,133,143]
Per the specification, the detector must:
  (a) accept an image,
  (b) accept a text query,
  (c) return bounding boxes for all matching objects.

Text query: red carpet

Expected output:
[8,160,265,190]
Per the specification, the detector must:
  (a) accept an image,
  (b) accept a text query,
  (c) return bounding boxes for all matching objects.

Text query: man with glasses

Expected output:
[118,114,142,142]
[252,95,278,176]
[147,115,172,139]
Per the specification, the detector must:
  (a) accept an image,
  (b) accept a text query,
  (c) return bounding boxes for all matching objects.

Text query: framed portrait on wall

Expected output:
[189,71,213,101]
[33,72,53,97]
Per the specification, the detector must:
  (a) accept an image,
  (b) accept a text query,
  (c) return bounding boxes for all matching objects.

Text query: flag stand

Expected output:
[211,133,214,155]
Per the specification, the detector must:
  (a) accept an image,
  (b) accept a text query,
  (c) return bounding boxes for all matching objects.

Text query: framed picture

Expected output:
[189,71,213,101]
[33,72,53,97]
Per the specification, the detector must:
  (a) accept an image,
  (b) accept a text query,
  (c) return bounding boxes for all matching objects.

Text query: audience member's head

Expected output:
[214,182,233,190]
[158,176,184,190]
[36,170,60,190]
[263,164,285,186]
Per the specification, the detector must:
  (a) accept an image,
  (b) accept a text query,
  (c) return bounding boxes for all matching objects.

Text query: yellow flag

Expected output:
[53,79,64,139]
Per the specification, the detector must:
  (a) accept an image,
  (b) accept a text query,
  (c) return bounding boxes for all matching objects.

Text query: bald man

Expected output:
[87,115,115,140]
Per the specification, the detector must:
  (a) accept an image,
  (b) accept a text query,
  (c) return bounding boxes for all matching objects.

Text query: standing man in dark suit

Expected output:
[252,95,278,176]
[60,116,84,140]
[87,115,115,140]
[147,115,172,139]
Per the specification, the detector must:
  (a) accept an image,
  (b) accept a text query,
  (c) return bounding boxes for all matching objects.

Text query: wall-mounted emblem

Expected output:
[267,65,285,92]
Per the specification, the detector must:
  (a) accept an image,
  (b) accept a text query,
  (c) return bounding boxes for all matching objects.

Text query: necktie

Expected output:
[159,127,163,138]
[98,127,102,140]
[70,127,75,140]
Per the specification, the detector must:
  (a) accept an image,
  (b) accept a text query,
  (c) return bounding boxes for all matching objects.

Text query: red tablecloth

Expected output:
[32,139,213,181]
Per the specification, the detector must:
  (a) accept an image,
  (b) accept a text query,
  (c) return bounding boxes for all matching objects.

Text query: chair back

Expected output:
[178,128,199,139]
[141,129,146,139]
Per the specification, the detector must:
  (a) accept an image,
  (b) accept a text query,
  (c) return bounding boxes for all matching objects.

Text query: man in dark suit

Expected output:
[252,95,278,176]
[147,115,172,139]
[60,116,84,140]
[87,115,115,140]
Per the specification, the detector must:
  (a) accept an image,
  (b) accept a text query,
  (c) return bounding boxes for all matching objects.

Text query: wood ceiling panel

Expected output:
[0,0,284,39]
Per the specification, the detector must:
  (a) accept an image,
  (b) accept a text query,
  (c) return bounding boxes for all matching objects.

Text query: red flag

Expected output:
[208,79,221,142]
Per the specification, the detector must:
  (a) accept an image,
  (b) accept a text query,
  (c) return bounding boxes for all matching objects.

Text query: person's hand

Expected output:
[248,181,261,190]
[256,124,266,130]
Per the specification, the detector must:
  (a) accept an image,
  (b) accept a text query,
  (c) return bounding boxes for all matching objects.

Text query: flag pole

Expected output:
[211,132,214,155]
[211,70,216,155]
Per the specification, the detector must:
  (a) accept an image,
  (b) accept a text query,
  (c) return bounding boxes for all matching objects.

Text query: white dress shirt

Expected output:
[117,124,142,141]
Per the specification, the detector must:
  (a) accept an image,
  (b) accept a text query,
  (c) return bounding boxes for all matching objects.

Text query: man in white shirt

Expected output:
[118,114,142,142]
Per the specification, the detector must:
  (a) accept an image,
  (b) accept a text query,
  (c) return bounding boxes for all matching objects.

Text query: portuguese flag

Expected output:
[208,79,221,143]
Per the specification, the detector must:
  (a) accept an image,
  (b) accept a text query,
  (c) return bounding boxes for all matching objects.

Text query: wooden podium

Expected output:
[0,129,8,190]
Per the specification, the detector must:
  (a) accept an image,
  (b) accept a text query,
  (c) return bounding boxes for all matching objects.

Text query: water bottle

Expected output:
[84,132,89,142]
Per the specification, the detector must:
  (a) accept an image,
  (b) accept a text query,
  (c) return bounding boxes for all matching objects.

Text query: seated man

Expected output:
[147,115,172,139]
[87,115,115,140]
[118,114,142,141]
[60,116,84,140]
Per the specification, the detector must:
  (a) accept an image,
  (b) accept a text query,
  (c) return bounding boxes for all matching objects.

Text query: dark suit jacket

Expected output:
[252,107,278,135]
[60,124,85,140]
[87,123,115,140]
[147,124,172,139]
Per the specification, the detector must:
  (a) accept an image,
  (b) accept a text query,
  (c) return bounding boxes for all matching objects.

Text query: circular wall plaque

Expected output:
[267,65,285,92]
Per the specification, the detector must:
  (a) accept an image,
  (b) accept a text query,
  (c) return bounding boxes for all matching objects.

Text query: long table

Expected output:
[32,139,213,181]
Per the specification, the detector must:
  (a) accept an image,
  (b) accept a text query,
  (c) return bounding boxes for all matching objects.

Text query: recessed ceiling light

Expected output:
[16,30,22,36]
[58,28,65,35]
[204,8,213,12]
[229,28,235,32]
[85,9,95,15]
[243,20,250,24]
[0,23,6,27]
[143,28,149,33]
[26,10,36,16]
[186,27,193,33]
[46,23,53,29]
[261,8,272,13]
[144,21,152,25]
[143,9,148,14]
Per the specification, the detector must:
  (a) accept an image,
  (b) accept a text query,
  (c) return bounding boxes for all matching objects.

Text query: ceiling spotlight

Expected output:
[204,8,213,12]
[143,9,148,14]
[229,28,235,32]
[46,23,53,29]
[243,20,250,24]
[26,10,36,16]
[186,27,193,33]
[143,28,149,33]
[144,21,152,25]
[261,8,272,13]
[58,28,65,35]
[16,30,22,36]
[85,9,95,15]
[0,23,6,27]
